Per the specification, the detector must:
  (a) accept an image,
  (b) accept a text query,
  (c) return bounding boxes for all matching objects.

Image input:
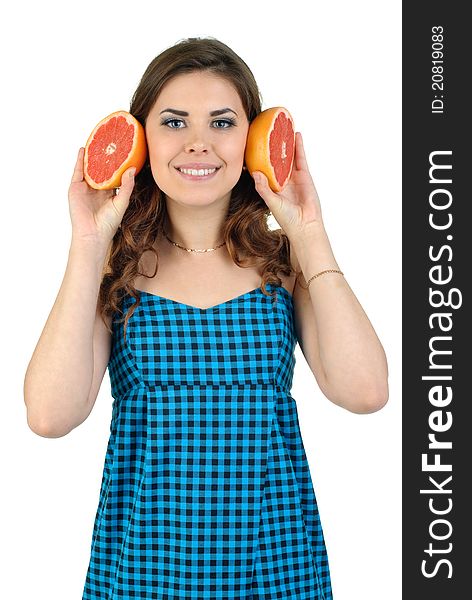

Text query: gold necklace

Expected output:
[163,230,226,253]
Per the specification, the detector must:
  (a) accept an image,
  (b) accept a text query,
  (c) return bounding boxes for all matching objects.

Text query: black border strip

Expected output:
[403,3,470,597]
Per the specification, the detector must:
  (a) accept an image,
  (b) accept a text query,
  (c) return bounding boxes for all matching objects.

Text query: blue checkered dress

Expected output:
[82,283,333,599]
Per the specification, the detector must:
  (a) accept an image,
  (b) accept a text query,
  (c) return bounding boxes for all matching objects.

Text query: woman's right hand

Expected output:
[68,147,136,245]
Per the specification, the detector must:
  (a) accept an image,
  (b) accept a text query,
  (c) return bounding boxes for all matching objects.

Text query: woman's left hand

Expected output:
[251,132,324,240]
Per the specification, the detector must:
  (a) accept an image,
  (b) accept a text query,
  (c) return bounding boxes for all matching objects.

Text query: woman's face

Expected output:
[145,71,250,207]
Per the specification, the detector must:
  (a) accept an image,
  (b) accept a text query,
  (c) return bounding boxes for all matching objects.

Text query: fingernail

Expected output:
[129,168,136,178]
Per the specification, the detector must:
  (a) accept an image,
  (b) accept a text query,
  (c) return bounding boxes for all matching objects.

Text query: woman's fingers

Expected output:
[71,147,85,183]
[252,170,279,200]
[110,167,136,219]
[294,132,309,172]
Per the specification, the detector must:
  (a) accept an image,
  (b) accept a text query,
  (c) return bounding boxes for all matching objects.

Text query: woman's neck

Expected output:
[162,195,230,250]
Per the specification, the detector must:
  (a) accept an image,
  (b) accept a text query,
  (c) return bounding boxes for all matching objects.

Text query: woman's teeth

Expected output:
[178,167,217,176]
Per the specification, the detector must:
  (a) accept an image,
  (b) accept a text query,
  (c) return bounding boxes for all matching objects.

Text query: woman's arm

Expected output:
[23,238,111,437]
[251,132,389,414]
[291,223,389,413]
[24,147,136,438]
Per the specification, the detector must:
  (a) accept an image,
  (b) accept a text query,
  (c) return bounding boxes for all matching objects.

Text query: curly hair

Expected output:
[99,37,295,342]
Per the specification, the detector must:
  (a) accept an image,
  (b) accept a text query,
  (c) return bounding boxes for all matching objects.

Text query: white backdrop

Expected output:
[1,1,401,598]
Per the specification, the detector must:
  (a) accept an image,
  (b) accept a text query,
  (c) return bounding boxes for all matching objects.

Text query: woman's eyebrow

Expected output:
[159,107,238,117]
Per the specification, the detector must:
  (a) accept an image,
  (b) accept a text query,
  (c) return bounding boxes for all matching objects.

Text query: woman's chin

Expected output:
[163,190,233,208]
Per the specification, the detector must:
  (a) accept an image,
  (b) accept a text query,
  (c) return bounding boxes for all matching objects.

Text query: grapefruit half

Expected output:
[245,107,295,192]
[84,110,147,190]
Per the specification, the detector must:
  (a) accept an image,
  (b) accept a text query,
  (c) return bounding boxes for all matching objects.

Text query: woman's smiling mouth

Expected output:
[175,166,221,180]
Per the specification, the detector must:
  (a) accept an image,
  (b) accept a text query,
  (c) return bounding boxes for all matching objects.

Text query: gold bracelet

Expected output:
[296,269,344,290]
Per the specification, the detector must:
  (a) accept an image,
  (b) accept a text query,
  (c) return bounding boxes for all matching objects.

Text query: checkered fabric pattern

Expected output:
[82,283,333,599]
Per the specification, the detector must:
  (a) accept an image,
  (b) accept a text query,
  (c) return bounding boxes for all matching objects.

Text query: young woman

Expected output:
[24,37,389,599]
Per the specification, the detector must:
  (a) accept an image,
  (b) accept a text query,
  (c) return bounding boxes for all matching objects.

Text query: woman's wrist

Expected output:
[289,224,340,280]
[70,235,111,265]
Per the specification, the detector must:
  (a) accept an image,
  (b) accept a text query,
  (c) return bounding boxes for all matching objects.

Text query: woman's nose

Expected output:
[184,129,209,153]
[185,141,207,153]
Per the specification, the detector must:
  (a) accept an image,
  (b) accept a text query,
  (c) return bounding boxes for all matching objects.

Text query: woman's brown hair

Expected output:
[99,36,295,342]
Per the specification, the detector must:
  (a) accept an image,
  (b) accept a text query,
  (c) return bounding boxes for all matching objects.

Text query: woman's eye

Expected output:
[213,119,236,128]
[162,119,184,128]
